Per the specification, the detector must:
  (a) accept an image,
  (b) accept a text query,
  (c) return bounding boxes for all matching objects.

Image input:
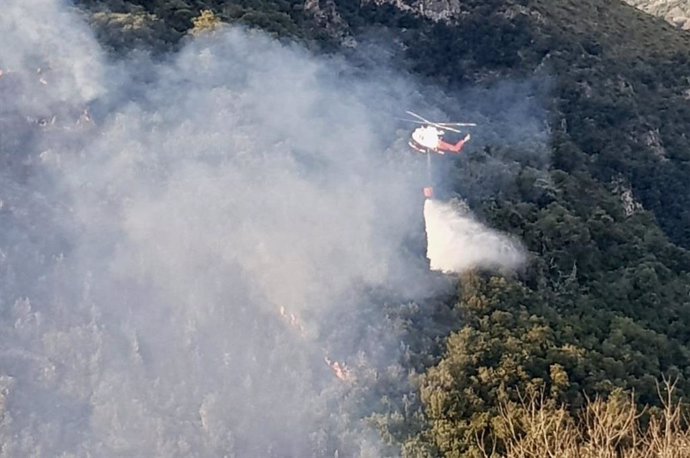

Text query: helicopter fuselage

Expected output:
[409,125,469,155]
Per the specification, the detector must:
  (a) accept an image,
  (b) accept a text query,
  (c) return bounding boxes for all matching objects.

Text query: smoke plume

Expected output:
[0,1,545,456]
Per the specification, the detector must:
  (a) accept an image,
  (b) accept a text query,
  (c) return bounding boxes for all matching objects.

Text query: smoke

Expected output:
[424,199,526,274]
[0,2,544,457]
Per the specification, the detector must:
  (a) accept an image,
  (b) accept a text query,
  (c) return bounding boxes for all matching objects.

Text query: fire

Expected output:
[279,306,305,335]
[324,356,353,382]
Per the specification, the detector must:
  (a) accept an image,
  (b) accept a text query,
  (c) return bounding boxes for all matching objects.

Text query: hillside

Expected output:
[76,0,690,243]
[341,0,690,453]
[5,0,690,456]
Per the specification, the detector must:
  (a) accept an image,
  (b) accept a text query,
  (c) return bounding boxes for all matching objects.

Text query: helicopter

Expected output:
[403,111,476,155]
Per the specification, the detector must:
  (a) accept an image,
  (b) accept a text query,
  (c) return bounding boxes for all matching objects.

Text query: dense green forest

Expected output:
[71,0,690,455]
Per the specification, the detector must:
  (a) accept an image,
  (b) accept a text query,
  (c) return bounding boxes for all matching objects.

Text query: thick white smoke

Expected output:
[0,3,429,456]
[0,1,543,456]
[424,199,525,273]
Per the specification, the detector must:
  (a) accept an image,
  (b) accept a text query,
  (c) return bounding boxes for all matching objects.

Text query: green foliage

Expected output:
[77,0,313,53]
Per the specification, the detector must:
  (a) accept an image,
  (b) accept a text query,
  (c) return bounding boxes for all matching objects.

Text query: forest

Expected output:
[75,0,690,455]
[6,0,690,455]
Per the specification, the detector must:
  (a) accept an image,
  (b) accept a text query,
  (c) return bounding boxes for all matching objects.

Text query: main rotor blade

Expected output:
[397,118,428,125]
[400,117,464,133]
[432,124,462,133]
[436,122,477,127]
[405,111,432,123]
[406,111,477,127]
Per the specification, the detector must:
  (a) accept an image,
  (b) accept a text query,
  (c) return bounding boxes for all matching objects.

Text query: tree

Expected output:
[190,9,223,36]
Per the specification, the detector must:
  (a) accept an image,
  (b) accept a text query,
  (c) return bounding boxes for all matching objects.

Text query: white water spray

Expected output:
[424,199,525,274]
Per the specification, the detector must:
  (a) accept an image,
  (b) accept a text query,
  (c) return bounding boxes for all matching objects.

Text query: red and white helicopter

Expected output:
[404,111,476,155]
